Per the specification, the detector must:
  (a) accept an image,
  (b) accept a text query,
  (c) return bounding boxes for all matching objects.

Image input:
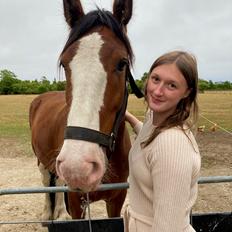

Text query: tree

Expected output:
[141,72,148,83]
[1,68,232,94]
[37,76,51,93]
[220,81,232,90]
[56,81,66,91]
[0,70,20,94]
[208,80,215,89]
[198,79,210,92]
[128,72,148,94]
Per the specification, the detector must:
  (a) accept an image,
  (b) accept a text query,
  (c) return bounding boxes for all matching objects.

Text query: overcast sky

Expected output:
[0,0,232,82]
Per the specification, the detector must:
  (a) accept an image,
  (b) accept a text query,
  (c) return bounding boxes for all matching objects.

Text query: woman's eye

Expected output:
[151,76,159,83]
[168,83,177,89]
[116,59,128,72]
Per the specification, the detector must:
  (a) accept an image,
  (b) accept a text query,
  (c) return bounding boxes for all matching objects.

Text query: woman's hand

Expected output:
[125,110,140,128]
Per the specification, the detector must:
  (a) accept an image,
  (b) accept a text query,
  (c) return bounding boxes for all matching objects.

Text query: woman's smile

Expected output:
[151,96,165,104]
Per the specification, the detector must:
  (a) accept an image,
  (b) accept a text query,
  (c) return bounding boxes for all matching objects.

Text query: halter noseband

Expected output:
[64,67,143,152]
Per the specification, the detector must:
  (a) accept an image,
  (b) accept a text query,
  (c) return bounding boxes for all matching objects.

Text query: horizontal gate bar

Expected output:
[1,176,232,196]
[198,175,232,184]
[0,182,129,195]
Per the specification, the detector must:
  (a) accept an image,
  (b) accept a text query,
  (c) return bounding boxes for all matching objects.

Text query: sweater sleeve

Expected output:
[133,109,152,135]
[149,129,193,232]
[133,121,143,135]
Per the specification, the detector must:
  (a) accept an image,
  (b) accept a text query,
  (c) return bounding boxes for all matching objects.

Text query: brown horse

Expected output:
[30,0,141,220]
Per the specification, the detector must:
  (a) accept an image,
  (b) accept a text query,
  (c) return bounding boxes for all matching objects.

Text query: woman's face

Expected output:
[146,63,190,119]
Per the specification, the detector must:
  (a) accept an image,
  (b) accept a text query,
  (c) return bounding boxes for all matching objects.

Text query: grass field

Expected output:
[0,92,231,155]
[127,91,232,132]
[0,95,36,155]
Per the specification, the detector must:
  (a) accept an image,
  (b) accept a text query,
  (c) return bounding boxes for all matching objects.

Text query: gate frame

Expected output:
[1,175,232,232]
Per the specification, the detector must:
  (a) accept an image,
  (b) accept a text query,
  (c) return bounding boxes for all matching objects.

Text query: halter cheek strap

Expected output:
[127,69,144,98]
[64,67,143,153]
[64,81,129,152]
[64,127,116,151]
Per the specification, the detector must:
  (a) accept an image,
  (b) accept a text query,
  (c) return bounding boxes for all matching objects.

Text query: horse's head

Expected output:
[56,0,133,192]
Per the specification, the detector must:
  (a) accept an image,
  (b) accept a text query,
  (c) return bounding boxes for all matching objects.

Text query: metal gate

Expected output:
[1,176,232,232]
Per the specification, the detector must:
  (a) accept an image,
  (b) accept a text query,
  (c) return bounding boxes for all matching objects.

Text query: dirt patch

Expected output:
[193,131,232,213]
[0,131,232,231]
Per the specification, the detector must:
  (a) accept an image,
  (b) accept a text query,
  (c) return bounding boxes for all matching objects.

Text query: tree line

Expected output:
[0,69,232,95]
[130,72,232,93]
[0,70,65,94]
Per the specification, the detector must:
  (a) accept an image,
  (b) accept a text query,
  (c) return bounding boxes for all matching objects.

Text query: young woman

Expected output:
[124,51,201,232]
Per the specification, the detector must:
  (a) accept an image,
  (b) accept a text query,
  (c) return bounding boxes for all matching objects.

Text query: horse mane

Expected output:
[59,9,134,65]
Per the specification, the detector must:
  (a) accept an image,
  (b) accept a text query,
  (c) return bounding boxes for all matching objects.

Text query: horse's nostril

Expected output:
[91,162,99,172]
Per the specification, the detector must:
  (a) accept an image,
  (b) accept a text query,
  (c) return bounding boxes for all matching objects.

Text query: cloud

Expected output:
[0,0,232,82]
[129,0,232,81]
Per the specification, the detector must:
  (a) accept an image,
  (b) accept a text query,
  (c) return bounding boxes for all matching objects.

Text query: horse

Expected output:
[30,0,142,220]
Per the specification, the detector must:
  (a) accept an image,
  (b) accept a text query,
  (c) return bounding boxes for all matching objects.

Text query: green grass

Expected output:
[0,95,37,156]
[0,92,231,157]
[197,91,232,132]
[0,95,37,141]
[127,92,232,132]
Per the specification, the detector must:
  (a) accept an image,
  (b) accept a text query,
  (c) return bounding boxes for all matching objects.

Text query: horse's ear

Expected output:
[63,0,85,28]
[113,0,133,27]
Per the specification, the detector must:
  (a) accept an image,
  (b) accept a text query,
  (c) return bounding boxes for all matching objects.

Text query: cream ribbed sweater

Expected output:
[124,115,201,232]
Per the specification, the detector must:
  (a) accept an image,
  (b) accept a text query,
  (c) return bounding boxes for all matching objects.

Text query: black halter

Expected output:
[64,67,143,152]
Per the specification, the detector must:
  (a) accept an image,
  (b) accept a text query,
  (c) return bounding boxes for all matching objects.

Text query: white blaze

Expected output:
[56,33,108,190]
[67,33,107,130]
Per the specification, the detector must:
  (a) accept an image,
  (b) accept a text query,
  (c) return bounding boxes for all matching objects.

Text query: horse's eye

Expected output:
[116,59,128,72]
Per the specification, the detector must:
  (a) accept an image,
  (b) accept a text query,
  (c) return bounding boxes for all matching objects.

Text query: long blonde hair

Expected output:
[142,51,199,147]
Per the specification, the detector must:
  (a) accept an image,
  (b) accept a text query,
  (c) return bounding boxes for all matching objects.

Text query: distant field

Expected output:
[197,91,232,132]
[0,92,231,155]
[0,95,35,140]
[0,95,36,155]
[128,91,232,132]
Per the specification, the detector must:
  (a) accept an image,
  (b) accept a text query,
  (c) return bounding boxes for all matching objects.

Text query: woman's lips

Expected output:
[151,97,164,104]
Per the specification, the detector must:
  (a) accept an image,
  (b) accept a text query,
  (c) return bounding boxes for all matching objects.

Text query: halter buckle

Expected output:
[109,133,116,152]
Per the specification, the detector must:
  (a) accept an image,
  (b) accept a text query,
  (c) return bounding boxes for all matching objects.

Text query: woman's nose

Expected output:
[154,83,164,96]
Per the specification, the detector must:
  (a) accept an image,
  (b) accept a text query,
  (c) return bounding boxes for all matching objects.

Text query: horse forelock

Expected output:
[59,9,133,66]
